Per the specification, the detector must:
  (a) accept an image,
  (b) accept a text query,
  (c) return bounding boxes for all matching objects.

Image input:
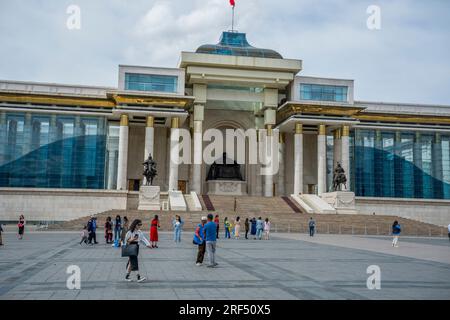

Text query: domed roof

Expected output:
[196,31,283,59]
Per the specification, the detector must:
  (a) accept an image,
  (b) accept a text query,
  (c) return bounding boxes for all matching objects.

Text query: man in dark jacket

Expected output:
[87,216,98,244]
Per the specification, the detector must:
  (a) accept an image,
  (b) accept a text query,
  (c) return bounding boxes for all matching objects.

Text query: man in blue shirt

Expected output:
[204,214,218,267]
[194,216,207,266]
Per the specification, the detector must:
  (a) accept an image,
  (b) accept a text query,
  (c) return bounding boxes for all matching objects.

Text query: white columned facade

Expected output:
[192,104,204,194]
[317,124,327,195]
[278,132,285,195]
[341,125,350,191]
[333,128,342,169]
[293,123,303,195]
[168,117,180,191]
[116,114,129,190]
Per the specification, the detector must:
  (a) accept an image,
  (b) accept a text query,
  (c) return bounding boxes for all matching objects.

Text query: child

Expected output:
[80,225,88,245]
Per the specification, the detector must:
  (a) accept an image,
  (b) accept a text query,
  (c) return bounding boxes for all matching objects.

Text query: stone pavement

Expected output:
[0,231,450,300]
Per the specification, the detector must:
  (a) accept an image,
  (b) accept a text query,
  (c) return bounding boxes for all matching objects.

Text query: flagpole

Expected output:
[231,5,235,31]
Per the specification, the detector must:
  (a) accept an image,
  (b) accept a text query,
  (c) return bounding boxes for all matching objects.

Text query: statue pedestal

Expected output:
[138,186,160,211]
[207,180,247,196]
[321,191,357,214]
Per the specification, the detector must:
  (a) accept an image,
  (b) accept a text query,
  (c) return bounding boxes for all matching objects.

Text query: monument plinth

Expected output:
[138,185,160,211]
[321,191,357,214]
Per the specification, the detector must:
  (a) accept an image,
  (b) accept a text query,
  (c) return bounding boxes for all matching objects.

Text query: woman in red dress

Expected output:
[149,215,160,248]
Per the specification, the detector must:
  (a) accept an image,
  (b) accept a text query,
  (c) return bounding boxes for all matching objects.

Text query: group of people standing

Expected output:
[221,216,271,240]
[81,215,129,246]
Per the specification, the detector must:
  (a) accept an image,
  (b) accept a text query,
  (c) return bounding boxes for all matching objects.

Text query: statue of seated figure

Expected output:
[206,152,244,181]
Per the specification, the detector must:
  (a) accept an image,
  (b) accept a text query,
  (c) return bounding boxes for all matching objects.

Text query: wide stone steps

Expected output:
[48,208,447,237]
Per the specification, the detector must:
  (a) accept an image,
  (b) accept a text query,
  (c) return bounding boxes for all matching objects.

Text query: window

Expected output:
[125,73,178,93]
[300,84,348,102]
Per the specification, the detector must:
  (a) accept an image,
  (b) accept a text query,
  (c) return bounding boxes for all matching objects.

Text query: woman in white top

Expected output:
[124,219,151,282]
[234,217,241,239]
[264,218,271,240]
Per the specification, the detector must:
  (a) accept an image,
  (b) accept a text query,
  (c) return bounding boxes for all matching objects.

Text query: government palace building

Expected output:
[0,31,449,226]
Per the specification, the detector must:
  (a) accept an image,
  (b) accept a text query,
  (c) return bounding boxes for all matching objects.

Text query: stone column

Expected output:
[168,117,180,191]
[317,124,327,195]
[293,123,303,195]
[333,128,342,169]
[263,125,274,197]
[116,114,129,190]
[341,125,350,191]
[278,132,285,196]
[192,105,204,194]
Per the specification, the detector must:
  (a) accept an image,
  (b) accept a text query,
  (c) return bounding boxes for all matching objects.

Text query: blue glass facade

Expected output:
[0,112,108,189]
[300,84,348,102]
[350,129,450,199]
[125,73,178,93]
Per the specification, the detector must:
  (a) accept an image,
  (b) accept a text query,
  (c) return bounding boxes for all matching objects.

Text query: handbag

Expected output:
[121,243,138,257]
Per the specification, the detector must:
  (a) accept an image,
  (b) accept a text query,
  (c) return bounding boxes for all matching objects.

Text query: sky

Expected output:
[0,0,449,105]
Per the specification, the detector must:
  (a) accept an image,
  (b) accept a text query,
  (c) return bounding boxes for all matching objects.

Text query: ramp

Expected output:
[300,194,336,214]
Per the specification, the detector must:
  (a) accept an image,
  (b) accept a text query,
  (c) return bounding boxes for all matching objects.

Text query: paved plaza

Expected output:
[0,230,450,300]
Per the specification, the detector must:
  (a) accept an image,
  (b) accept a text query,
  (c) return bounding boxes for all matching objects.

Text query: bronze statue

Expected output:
[206,152,243,181]
[332,162,347,191]
[143,154,157,186]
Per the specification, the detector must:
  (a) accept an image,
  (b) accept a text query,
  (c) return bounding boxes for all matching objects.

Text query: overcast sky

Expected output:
[0,0,449,105]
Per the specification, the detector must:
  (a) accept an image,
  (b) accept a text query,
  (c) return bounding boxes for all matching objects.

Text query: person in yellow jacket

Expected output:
[224,217,231,239]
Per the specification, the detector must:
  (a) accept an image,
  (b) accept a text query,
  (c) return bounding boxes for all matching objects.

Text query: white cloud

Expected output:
[0,0,449,104]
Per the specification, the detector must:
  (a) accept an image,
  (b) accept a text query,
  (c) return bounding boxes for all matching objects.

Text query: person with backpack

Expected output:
[194,216,207,266]
[392,220,401,247]
[123,219,152,282]
[309,217,316,237]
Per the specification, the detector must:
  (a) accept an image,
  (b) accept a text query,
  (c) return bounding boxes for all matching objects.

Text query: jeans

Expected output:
[114,228,121,242]
[174,228,181,242]
[206,241,216,265]
[225,228,231,239]
[309,227,315,237]
[256,228,263,240]
[196,242,206,264]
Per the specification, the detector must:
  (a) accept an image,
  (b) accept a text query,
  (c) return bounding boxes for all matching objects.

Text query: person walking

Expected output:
[309,217,316,237]
[80,225,89,245]
[244,218,249,240]
[392,220,401,247]
[0,223,4,246]
[264,218,271,240]
[124,219,152,282]
[250,217,257,239]
[256,217,264,240]
[120,216,129,246]
[204,214,218,268]
[18,215,25,240]
[234,217,241,239]
[113,215,122,245]
[224,217,231,239]
[87,216,98,245]
[150,215,160,248]
[194,216,207,266]
[105,217,113,244]
[173,215,184,243]
[214,214,220,239]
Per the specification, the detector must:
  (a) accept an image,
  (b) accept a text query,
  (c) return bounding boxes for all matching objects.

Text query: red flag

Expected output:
[230,0,235,7]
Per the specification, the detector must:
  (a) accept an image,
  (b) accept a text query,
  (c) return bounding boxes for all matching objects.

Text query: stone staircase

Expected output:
[47,195,448,237]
